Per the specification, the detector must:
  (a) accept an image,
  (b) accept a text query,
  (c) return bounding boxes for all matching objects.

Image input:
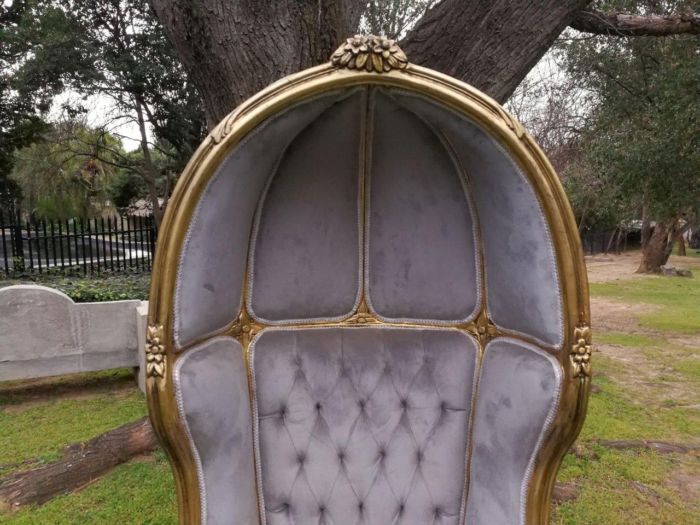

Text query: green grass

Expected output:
[0,452,176,524]
[582,371,700,441]
[553,448,699,525]
[590,274,700,333]
[0,370,146,472]
[595,331,664,347]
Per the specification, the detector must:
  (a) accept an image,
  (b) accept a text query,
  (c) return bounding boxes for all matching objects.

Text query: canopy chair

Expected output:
[146,35,591,525]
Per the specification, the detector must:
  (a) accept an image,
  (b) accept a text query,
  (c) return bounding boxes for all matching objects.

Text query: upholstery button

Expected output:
[400,398,408,410]
[434,506,442,518]
[315,402,322,412]
[398,503,405,515]
[319,505,326,514]
[416,450,423,463]
[440,400,447,412]
[297,452,306,465]
[358,399,366,410]
[358,501,364,512]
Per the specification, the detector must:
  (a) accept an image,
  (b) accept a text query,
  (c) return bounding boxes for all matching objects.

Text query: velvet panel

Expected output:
[251,327,478,525]
[174,337,258,525]
[367,91,480,323]
[387,90,564,348]
[465,338,562,525]
[249,93,363,323]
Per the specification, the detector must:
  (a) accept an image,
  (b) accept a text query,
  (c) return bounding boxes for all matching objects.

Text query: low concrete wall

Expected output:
[0,285,147,390]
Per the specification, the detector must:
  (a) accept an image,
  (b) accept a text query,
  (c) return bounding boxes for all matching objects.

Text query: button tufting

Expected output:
[254,329,475,524]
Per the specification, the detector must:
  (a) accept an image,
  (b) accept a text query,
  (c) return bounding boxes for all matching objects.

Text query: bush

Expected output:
[0,271,151,302]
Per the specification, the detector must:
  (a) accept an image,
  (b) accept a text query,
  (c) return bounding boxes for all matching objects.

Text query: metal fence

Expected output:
[0,209,156,276]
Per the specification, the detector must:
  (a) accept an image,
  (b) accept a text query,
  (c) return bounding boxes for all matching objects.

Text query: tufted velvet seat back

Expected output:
[147,57,590,525]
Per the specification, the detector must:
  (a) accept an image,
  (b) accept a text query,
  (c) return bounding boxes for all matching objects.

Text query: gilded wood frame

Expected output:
[146,42,591,525]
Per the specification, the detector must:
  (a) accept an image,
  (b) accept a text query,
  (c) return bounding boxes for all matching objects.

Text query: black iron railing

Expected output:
[0,209,157,276]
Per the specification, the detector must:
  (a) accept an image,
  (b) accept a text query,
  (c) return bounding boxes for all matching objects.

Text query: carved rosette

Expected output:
[331,35,408,73]
[230,310,264,347]
[145,324,166,379]
[571,325,592,378]
[470,310,498,346]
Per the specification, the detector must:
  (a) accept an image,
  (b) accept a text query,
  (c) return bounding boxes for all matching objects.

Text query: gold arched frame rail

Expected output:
[146,61,591,525]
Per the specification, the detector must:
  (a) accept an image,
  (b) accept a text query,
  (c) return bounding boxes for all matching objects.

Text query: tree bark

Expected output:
[570,9,700,37]
[401,0,592,104]
[0,417,157,509]
[148,0,593,125]
[147,0,366,128]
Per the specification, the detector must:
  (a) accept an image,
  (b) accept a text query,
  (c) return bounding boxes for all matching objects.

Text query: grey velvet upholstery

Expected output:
[251,327,478,525]
[387,91,563,348]
[171,84,568,525]
[174,338,258,524]
[367,92,479,323]
[174,91,354,347]
[249,93,363,323]
[465,339,561,525]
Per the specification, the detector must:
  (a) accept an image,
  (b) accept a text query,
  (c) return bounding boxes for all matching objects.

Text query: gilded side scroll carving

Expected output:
[146,324,166,378]
[571,325,592,378]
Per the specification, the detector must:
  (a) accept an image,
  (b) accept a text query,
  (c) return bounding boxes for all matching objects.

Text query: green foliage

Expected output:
[562,1,700,228]
[10,124,125,220]
[0,272,151,302]
[2,0,206,215]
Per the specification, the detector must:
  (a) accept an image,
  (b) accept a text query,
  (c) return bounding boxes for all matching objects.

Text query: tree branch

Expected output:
[570,9,700,36]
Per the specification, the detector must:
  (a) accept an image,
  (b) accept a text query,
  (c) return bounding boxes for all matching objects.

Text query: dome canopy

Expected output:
[146,38,590,525]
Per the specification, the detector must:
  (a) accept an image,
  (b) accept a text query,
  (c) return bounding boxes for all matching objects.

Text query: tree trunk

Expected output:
[135,99,163,227]
[640,205,651,249]
[637,217,688,273]
[148,0,592,126]
[0,417,157,509]
[677,235,686,256]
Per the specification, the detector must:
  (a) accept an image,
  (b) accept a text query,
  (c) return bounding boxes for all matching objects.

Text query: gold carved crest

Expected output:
[331,35,408,73]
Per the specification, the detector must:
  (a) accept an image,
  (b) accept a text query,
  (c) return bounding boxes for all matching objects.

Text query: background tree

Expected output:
[563,0,700,272]
[2,0,206,225]
[10,122,124,220]
[147,0,698,126]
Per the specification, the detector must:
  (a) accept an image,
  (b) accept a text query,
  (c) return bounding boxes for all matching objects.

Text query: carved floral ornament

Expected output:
[146,324,166,378]
[571,325,592,378]
[331,35,408,73]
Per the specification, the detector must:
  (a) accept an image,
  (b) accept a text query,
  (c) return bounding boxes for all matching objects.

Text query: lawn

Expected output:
[1,252,698,524]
